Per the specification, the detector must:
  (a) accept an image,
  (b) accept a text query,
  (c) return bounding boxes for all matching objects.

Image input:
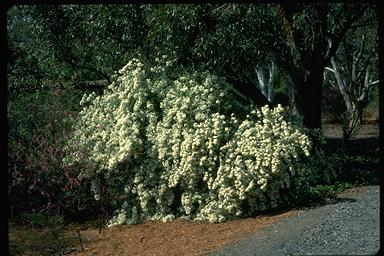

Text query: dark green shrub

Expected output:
[8,87,97,217]
[15,212,64,228]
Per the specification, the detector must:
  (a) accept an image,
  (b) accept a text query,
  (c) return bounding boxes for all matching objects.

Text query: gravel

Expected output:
[208,185,380,256]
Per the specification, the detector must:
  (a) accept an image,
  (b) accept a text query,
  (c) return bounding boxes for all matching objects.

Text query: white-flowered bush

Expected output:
[64,57,335,225]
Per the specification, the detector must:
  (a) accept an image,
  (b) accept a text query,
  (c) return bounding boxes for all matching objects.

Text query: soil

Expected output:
[322,123,379,139]
[322,123,379,156]
[8,123,379,256]
[9,212,295,256]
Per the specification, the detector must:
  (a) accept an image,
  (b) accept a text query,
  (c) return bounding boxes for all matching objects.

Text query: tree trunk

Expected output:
[255,61,277,105]
[291,67,324,129]
[277,3,370,130]
[277,4,328,129]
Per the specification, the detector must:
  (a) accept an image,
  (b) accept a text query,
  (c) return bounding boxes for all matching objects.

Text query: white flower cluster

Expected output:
[64,58,331,225]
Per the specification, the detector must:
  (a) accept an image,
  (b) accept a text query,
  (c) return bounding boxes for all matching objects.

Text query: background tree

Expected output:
[8,4,377,122]
[7,6,48,94]
[144,3,377,129]
[275,3,376,128]
[144,4,285,106]
[8,5,148,94]
[324,11,379,141]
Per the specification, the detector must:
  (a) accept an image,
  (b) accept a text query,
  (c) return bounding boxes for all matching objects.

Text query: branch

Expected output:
[364,67,370,87]
[338,41,353,83]
[325,4,369,63]
[356,33,378,82]
[330,53,353,112]
[351,34,365,82]
[370,80,379,86]
[268,61,277,86]
[225,77,272,107]
[350,22,379,29]
[277,4,300,67]
[211,4,232,14]
[220,79,250,103]
[267,61,277,104]
[357,68,372,102]
[70,59,112,84]
[74,80,109,92]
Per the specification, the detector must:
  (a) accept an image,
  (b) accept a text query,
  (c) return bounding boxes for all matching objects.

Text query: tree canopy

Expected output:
[7,3,378,126]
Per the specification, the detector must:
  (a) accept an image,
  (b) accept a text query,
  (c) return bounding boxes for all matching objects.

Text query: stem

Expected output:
[77,228,84,251]
[98,214,102,234]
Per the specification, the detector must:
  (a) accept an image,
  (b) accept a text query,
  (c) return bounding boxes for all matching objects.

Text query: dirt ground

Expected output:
[71,212,295,256]
[322,123,379,156]
[9,211,296,256]
[322,123,379,139]
[8,123,379,256]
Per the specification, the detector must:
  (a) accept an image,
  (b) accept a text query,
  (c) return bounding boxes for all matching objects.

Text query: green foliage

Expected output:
[15,212,64,229]
[338,154,379,185]
[293,182,353,206]
[7,5,149,94]
[7,6,71,94]
[292,147,379,207]
[7,4,289,101]
[312,182,353,199]
[7,6,44,94]
[145,4,284,85]
[65,58,335,224]
[8,4,377,120]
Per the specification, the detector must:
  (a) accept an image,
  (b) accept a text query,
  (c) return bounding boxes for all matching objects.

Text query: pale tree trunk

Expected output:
[328,57,353,114]
[267,62,276,104]
[255,61,277,104]
[325,37,378,140]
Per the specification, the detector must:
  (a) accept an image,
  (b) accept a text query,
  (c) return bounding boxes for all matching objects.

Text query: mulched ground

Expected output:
[9,212,295,256]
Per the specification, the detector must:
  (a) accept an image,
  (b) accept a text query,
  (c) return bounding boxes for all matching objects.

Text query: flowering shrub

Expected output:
[65,57,334,225]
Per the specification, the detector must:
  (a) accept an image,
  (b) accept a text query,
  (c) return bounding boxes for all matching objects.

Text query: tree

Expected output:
[8,4,376,129]
[276,3,374,129]
[324,15,379,140]
[144,3,376,129]
[7,6,47,94]
[144,4,282,106]
[7,5,149,94]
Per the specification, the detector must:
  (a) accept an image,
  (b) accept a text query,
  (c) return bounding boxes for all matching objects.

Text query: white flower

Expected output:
[65,57,328,225]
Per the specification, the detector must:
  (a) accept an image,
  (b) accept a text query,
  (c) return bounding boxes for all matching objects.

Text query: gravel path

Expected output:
[208,185,380,256]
